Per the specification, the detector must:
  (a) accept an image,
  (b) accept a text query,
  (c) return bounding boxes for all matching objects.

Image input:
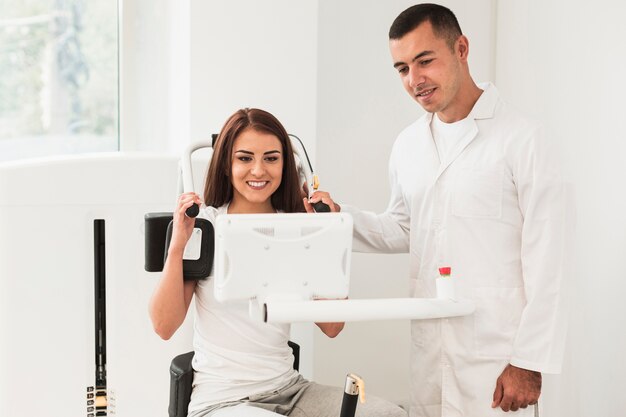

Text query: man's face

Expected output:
[390,21,464,119]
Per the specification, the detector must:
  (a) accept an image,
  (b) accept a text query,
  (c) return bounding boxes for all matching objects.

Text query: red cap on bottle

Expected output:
[438,267,451,276]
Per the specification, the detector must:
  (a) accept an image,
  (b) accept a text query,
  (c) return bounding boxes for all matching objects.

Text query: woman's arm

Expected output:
[304,193,346,338]
[149,192,202,340]
[316,322,345,338]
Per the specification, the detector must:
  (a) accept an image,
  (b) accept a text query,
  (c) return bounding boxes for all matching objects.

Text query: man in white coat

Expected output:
[306,3,571,417]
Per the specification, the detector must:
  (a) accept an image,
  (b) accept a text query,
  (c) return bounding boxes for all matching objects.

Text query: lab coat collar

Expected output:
[420,82,498,179]
[419,81,498,126]
[470,82,498,120]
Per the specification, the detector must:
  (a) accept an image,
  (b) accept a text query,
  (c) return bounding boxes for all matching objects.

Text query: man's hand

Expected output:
[492,364,541,412]
[303,190,341,213]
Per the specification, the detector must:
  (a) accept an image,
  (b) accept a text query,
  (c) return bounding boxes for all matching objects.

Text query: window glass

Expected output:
[0,0,118,161]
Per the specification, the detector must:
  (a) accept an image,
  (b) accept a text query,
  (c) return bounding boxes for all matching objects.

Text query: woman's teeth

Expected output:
[247,181,267,188]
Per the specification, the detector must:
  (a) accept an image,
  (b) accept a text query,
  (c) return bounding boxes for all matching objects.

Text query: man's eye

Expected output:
[420,59,433,66]
[398,67,408,74]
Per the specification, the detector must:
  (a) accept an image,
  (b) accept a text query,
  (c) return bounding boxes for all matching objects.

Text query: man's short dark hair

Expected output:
[389,3,462,51]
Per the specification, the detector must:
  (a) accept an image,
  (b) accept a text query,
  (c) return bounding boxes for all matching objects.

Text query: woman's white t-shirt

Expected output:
[187,205,299,413]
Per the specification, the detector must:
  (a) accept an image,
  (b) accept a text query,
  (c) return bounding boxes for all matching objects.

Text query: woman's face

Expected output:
[229,128,283,213]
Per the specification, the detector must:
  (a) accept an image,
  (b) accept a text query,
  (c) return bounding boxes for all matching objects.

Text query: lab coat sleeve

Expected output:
[509,125,574,374]
[341,144,411,254]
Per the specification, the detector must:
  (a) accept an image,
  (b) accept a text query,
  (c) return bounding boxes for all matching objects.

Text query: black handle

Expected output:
[185,203,199,218]
[339,392,358,417]
[312,201,331,213]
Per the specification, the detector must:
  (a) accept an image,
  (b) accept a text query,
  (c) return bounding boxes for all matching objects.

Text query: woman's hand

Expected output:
[303,190,341,213]
[169,192,203,254]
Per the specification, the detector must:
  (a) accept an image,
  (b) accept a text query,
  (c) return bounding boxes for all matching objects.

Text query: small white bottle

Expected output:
[436,266,456,300]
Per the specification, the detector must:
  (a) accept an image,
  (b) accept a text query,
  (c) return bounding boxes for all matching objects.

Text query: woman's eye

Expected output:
[265,156,279,162]
[237,156,252,162]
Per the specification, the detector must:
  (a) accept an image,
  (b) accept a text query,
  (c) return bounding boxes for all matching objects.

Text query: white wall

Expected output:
[495,1,626,415]
[120,0,193,155]
[120,0,173,152]
[314,0,497,405]
[188,0,319,161]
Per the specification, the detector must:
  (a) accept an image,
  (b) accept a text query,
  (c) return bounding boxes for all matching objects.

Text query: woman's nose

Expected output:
[250,162,265,177]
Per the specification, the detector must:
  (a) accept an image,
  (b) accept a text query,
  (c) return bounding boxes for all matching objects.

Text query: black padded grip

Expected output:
[163,218,214,280]
[185,203,199,218]
[144,212,174,272]
[313,201,331,213]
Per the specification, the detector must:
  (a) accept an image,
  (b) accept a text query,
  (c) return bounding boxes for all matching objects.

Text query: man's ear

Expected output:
[456,35,469,61]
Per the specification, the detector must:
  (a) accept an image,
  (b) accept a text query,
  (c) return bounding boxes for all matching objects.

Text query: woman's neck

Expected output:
[227,200,276,214]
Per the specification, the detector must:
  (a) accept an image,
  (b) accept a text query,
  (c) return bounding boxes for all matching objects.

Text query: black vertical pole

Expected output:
[94,220,108,414]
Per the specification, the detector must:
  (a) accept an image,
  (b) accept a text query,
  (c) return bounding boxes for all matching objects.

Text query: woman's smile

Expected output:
[246,180,270,190]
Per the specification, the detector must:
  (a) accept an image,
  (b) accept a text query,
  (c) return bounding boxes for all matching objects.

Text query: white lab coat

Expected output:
[344,83,572,417]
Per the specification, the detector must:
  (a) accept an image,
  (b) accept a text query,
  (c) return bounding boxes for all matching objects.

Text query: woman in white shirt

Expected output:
[149,108,406,417]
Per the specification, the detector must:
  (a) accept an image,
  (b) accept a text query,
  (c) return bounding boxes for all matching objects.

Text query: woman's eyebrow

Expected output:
[234,149,281,155]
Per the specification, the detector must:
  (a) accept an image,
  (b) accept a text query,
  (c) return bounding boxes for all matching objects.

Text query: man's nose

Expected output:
[408,69,425,90]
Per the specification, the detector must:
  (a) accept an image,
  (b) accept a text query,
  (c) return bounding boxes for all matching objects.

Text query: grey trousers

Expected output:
[189,375,407,417]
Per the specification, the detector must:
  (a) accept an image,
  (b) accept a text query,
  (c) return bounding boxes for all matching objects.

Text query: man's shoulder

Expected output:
[484,83,542,133]
[486,92,549,152]
[394,115,429,144]
[387,114,433,161]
